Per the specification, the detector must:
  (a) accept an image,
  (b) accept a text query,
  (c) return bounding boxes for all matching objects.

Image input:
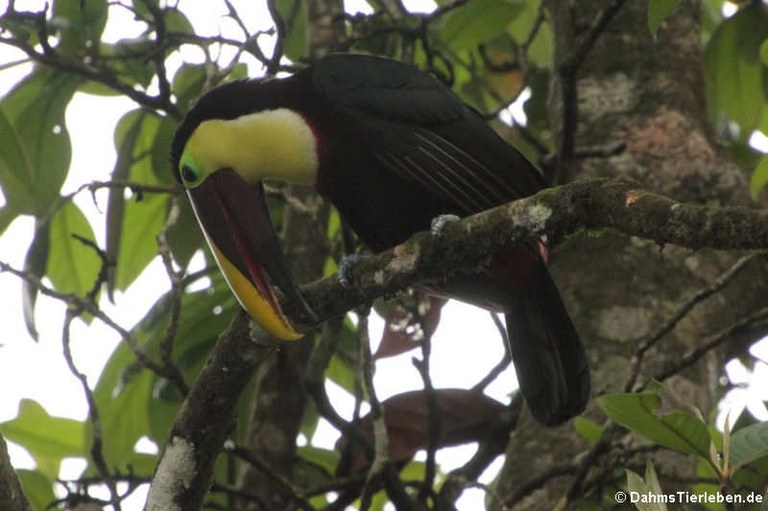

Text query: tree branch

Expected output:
[144,177,768,509]
[289,178,768,326]
[144,311,278,511]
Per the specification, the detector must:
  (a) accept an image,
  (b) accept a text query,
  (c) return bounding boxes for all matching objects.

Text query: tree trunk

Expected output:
[0,431,31,511]
[493,1,767,509]
[237,2,344,509]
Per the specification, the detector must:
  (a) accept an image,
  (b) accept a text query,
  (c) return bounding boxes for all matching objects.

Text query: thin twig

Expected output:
[156,196,190,396]
[358,309,387,511]
[625,253,762,391]
[560,0,631,74]
[411,304,439,504]
[143,1,173,108]
[504,461,579,507]
[472,313,512,392]
[653,306,768,383]
[227,446,316,511]
[0,261,188,390]
[552,0,630,184]
[266,0,286,74]
[62,310,121,511]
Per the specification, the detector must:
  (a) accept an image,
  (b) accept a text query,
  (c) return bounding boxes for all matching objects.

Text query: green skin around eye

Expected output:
[180,154,205,188]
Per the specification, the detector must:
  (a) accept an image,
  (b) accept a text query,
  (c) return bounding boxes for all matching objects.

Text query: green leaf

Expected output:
[51,0,108,53]
[573,416,604,445]
[80,39,156,95]
[626,462,669,511]
[0,205,17,236]
[147,285,237,441]
[701,0,725,37]
[597,392,711,458]
[1,399,89,480]
[90,367,153,473]
[166,199,204,269]
[439,0,524,51]
[729,421,768,470]
[298,446,340,475]
[92,275,236,458]
[0,68,81,220]
[275,0,307,61]
[761,39,768,66]
[705,3,768,138]
[21,219,50,340]
[0,107,36,215]
[732,454,768,495]
[507,0,553,67]
[648,0,681,39]
[17,469,56,511]
[164,8,194,35]
[749,154,768,200]
[324,319,358,394]
[172,64,209,114]
[47,201,101,297]
[106,110,172,294]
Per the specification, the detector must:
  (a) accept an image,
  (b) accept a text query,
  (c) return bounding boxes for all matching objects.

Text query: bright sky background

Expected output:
[0,1,766,510]
[0,1,515,509]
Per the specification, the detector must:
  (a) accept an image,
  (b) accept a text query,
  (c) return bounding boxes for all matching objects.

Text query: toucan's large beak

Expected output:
[187,169,314,340]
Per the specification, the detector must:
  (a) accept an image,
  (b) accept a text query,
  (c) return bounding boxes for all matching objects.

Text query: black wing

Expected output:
[311,53,547,214]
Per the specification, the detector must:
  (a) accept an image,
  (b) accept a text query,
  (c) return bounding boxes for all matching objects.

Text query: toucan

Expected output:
[170,53,589,426]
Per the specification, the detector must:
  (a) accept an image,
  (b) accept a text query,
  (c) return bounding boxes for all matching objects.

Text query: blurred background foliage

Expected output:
[0,0,766,509]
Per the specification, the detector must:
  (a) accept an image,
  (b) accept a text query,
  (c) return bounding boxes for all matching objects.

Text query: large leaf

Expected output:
[51,0,108,54]
[92,274,236,460]
[729,421,768,470]
[148,285,237,442]
[92,352,154,474]
[597,392,711,458]
[0,68,81,222]
[23,201,101,335]
[80,39,156,96]
[507,0,552,67]
[166,198,204,269]
[705,3,768,138]
[374,296,446,360]
[0,108,36,219]
[1,399,89,480]
[749,154,768,200]
[106,110,173,294]
[324,317,358,393]
[172,64,209,114]
[336,389,508,474]
[21,219,50,340]
[573,416,604,446]
[626,462,669,511]
[88,367,153,474]
[732,454,768,495]
[16,469,56,511]
[47,201,101,297]
[275,0,307,62]
[439,0,524,51]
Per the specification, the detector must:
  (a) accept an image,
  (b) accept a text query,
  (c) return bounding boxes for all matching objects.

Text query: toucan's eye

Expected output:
[181,165,199,187]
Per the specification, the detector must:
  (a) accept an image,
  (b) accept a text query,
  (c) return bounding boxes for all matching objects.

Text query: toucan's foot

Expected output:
[430,214,460,239]
[338,253,368,289]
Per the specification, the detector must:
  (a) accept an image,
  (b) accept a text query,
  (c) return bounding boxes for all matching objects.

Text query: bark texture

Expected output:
[0,431,31,511]
[494,2,768,509]
[237,1,344,509]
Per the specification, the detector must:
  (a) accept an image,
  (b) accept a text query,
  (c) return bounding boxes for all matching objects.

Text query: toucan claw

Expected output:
[430,214,460,239]
[337,253,368,289]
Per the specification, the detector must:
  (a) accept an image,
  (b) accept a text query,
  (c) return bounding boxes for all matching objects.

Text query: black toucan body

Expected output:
[171,53,590,426]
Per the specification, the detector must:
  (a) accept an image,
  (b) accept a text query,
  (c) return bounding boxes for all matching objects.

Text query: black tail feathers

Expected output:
[505,266,590,426]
